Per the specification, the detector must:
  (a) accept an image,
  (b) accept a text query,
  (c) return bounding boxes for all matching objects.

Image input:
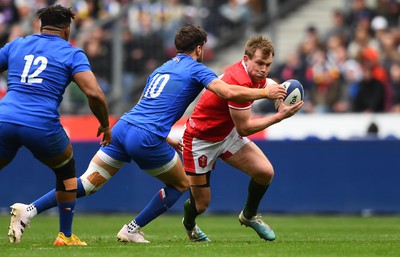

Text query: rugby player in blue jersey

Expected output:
[9,24,286,243]
[0,5,111,246]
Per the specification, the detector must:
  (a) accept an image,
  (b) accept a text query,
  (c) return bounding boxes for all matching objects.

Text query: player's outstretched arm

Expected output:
[74,71,111,146]
[207,79,285,102]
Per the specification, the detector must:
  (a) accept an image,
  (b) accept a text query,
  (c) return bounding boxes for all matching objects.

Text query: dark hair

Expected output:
[174,24,207,53]
[36,4,75,29]
[244,35,274,59]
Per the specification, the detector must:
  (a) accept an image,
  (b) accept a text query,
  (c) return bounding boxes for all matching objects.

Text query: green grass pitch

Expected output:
[0,214,399,257]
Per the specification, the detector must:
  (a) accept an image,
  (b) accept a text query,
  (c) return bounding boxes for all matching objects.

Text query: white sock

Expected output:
[26,204,37,219]
[127,220,140,233]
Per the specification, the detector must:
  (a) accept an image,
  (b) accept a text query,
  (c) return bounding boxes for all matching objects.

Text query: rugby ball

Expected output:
[281,79,304,105]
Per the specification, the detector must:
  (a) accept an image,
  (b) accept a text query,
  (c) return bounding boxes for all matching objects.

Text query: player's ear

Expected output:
[196,45,202,55]
[64,26,70,40]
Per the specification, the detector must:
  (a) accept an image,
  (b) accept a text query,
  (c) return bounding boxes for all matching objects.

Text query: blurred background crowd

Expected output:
[0,0,399,116]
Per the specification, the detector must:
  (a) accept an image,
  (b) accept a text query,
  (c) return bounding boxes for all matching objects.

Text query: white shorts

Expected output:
[183,128,251,174]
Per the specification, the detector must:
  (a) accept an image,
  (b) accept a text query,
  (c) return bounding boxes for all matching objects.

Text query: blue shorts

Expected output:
[0,122,69,161]
[100,120,176,170]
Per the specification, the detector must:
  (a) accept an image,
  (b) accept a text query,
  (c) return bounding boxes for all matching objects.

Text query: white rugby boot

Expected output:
[117,224,150,243]
[8,203,31,243]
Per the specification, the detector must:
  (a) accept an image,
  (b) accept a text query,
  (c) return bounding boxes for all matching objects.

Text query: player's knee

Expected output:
[174,176,190,192]
[189,192,209,214]
[52,157,77,192]
[252,164,274,185]
[196,200,209,214]
[80,161,112,195]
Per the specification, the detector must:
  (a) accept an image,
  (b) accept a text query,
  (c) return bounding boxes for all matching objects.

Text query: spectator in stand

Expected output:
[121,27,151,105]
[389,62,400,112]
[6,23,25,42]
[373,23,400,73]
[274,51,305,83]
[323,9,351,47]
[359,47,391,110]
[218,0,251,31]
[334,59,363,113]
[365,121,379,138]
[294,26,324,113]
[14,0,35,35]
[347,25,379,60]
[303,25,324,50]
[129,11,165,75]
[83,37,112,96]
[0,0,20,24]
[308,49,341,113]
[157,0,186,59]
[375,0,400,28]
[352,64,385,112]
[0,0,20,46]
[344,0,375,33]
[371,15,388,42]
[325,36,349,112]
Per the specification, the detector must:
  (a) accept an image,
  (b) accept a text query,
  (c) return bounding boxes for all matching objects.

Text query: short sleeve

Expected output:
[190,63,218,88]
[70,49,91,76]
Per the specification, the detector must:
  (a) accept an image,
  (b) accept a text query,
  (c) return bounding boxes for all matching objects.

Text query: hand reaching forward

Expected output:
[166,136,184,154]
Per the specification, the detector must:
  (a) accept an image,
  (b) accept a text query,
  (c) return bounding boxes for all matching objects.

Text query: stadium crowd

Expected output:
[1,0,399,114]
[268,0,400,114]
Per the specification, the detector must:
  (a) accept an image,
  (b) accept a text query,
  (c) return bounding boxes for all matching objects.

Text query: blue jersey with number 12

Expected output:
[121,54,217,138]
[0,34,91,130]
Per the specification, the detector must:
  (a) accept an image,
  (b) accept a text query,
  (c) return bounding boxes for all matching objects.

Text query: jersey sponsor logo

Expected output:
[198,155,208,168]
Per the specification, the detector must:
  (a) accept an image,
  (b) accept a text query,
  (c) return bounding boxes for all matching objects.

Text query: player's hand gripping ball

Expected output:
[281,79,304,105]
[275,79,304,111]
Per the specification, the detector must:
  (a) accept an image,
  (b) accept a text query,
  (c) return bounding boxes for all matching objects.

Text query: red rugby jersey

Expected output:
[185,60,269,142]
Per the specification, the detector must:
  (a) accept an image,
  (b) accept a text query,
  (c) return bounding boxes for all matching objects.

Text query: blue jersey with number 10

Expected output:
[0,34,91,130]
[121,54,217,138]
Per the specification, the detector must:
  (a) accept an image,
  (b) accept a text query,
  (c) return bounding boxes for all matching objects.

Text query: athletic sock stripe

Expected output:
[159,188,166,200]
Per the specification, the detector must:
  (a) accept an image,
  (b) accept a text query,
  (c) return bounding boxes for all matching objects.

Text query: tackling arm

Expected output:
[207,79,270,102]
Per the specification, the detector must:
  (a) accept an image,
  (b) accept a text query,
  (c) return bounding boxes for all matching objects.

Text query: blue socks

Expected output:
[31,178,87,237]
[134,185,182,227]
[31,180,183,233]
[33,178,86,214]
[58,200,76,237]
